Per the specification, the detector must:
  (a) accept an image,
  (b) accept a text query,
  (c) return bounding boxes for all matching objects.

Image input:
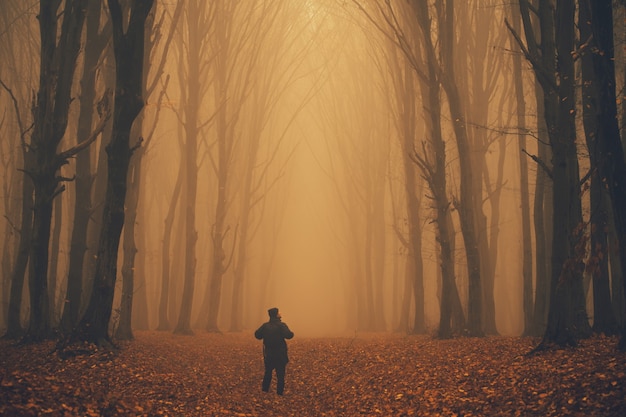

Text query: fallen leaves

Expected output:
[1,332,625,416]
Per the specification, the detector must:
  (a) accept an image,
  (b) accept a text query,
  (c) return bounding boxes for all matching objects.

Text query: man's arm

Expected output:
[254,324,265,340]
[281,323,294,339]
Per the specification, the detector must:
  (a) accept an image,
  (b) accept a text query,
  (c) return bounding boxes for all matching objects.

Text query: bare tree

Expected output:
[116,0,182,340]
[23,0,92,342]
[229,1,319,332]
[509,0,590,348]
[172,0,216,335]
[508,3,534,337]
[60,0,110,334]
[0,0,38,337]
[353,0,466,337]
[583,0,626,350]
[74,0,154,345]
[578,0,618,336]
[203,0,266,333]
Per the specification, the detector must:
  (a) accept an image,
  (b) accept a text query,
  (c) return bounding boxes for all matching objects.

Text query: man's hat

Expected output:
[268,307,279,318]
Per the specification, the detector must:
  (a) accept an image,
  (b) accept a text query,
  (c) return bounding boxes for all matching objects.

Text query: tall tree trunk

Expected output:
[411,1,464,338]
[531,83,551,336]
[48,195,62,326]
[205,4,234,333]
[24,0,88,342]
[133,212,149,330]
[4,150,34,339]
[542,0,590,347]
[116,145,142,340]
[229,138,256,332]
[156,161,183,331]
[174,91,200,336]
[395,63,425,334]
[373,162,388,331]
[510,3,533,336]
[0,191,15,328]
[60,0,106,333]
[437,0,483,336]
[585,0,626,350]
[579,0,618,336]
[75,0,154,345]
[609,210,625,327]
[173,1,206,335]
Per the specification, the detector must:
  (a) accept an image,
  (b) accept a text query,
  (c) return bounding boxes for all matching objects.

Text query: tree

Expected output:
[578,0,618,336]
[172,0,216,335]
[510,0,590,348]
[117,0,182,340]
[389,53,426,334]
[203,0,267,332]
[354,0,466,336]
[60,0,110,333]
[23,0,90,342]
[75,0,154,345]
[508,3,534,337]
[584,0,626,350]
[229,0,317,332]
[428,0,483,337]
[456,1,509,335]
[0,2,38,336]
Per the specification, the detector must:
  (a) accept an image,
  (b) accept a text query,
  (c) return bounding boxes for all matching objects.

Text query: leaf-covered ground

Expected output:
[1,331,625,416]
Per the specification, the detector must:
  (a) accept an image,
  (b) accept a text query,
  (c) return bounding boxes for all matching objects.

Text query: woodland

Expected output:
[1,0,626,415]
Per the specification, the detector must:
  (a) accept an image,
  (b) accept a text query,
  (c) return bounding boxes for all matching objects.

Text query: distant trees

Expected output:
[171,0,216,335]
[0,1,39,340]
[1,0,625,350]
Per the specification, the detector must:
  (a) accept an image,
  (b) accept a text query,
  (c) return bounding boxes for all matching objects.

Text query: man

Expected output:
[254,307,294,395]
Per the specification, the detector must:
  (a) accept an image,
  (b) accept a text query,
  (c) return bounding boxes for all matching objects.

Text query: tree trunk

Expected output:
[229,144,255,332]
[24,0,88,342]
[396,63,425,334]
[205,6,234,333]
[531,83,551,336]
[47,195,62,326]
[116,147,142,340]
[542,0,590,347]
[436,0,483,337]
[156,162,183,331]
[579,0,618,336]
[173,98,199,336]
[60,0,105,333]
[410,0,464,338]
[586,0,626,350]
[510,3,533,336]
[74,0,154,345]
[4,150,34,339]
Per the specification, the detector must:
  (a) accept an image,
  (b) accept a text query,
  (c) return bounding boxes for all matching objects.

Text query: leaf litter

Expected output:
[1,332,625,416]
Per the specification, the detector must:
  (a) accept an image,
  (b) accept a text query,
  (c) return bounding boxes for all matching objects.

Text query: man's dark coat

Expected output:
[254,317,294,365]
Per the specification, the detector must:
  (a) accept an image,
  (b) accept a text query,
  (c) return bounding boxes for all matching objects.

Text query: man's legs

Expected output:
[275,363,286,395]
[262,363,274,392]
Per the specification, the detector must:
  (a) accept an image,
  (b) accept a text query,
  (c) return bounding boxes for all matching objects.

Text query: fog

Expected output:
[1,0,581,339]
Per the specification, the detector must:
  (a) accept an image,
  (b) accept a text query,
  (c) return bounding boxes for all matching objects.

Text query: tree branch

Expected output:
[522,148,553,179]
[58,88,112,161]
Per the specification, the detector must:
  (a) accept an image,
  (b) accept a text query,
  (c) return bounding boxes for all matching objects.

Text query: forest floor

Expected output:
[1,331,625,416]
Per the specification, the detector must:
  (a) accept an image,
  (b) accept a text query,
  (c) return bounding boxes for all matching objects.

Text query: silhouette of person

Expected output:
[254,307,294,395]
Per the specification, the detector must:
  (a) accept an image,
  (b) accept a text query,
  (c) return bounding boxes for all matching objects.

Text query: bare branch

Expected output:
[0,78,29,148]
[57,88,112,161]
[504,18,557,92]
[522,148,553,179]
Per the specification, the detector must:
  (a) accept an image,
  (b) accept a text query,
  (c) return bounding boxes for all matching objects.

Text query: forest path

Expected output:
[1,331,625,416]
